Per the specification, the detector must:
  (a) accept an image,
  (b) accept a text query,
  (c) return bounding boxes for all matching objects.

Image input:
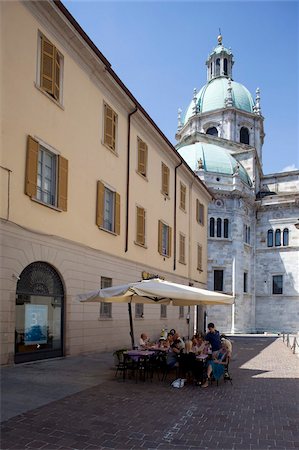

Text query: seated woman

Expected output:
[192,334,206,355]
[201,340,231,387]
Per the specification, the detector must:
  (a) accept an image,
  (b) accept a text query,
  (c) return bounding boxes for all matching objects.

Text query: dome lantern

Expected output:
[206,33,234,82]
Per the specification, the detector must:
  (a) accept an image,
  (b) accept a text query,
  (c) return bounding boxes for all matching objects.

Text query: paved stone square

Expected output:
[1,336,299,450]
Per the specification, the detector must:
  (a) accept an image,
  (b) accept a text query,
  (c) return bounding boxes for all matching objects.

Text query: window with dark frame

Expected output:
[224,219,229,238]
[210,217,215,237]
[272,275,283,295]
[275,229,281,247]
[214,270,224,292]
[179,306,184,318]
[283,228,289,246]
[243,272,248,293]
[160,304,167,318]
[216,218,222,237]
[135,303,144,318]
[100,277,112,318]
[240,127,250,145]
[267,229,273,247]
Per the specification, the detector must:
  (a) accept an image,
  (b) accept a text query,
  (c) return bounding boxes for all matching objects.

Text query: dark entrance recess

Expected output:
[15,261,64,363]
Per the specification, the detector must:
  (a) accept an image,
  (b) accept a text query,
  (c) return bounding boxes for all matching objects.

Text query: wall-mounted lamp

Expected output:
[12,274,20,281]
[295,219,299,230]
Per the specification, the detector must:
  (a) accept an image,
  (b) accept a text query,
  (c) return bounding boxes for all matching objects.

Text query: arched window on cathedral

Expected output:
[210,63,212,77]
[224,58,228,76]
[283,228,289,246]
[275,229,281,247]
[224,219,229,238]
[216,218,222,237]
[267,230,273,247]
[206,127,218,136]
[216,58,220,76]
[240,127,250,145]
[209,217,215,237]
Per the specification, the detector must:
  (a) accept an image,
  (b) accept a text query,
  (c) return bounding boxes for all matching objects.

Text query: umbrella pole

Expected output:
[128,302,135,349]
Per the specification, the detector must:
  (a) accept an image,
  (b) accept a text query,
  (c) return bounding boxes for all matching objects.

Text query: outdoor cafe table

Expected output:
[124,350,156,381]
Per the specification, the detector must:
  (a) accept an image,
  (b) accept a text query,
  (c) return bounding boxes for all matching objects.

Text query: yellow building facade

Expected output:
[0,1,212,365]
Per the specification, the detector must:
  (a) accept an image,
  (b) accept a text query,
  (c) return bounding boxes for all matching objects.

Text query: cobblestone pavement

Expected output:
[1,336,299,450]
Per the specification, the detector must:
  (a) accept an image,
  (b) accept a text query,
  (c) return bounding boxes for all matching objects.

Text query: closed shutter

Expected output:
[41,35,55,96]
[196,199,199,223]
[162,163,169,195]
[57,156,68,211]
[136,206,145,245]
[197,245,202,270]
[180,183,186,210]
[104,104,116,150]
[54,48,60,101]
[168,226,172,257]
[25,136,39,197]
[96,181,105,227]
[158,220,163,254]
[138,139,147,176]
[115,192,120,235]
[179,234,185,263]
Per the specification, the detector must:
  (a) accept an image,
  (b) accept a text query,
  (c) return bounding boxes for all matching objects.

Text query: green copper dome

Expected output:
[177,142,252,187]
[183,77,254,125]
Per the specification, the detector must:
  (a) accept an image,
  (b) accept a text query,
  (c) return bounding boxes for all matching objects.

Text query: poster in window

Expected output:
[24,304,48,345]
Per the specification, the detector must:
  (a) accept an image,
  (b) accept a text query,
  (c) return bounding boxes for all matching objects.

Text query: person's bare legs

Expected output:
[202,364,212,387]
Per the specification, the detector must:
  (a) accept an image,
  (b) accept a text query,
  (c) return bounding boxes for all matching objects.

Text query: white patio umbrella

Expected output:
[78,278,234,347]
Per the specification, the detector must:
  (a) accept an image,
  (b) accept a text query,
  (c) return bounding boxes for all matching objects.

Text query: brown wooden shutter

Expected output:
[25,136,39,198]
[168,226,172,257]
[197,245,202,270]
[136,206,145,244]
[180,183,186,210]
[179,234,185,263]
[41,35,55,96]
[196,199,199,223]
[54,48,60,101]
[138,139,147,176]
[158,220,163,254]
[104,104,116,150]
[162,163,169,195]
[96,181,105,227]
[57,156,68,211]
[115,192,120,235]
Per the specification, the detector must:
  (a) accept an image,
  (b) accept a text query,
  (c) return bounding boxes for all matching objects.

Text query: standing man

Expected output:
[205,322,221,356]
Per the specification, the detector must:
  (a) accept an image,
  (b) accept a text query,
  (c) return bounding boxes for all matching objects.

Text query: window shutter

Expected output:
[162,163,169,195]
[54,48,60,101]
[180,183,186,210]
[136,207,145,245]
[104,104,116,150]
[115,192,120,235]
[196,199,199,223]
[158,220,163,254]
[138,139,147,176]
[179,234,185,263]
[96,181,105,227]
[41,36,55,96]
[57,156,68,211]
[168,226,172,257]
[25,136,39,197]
[197,245,202,270]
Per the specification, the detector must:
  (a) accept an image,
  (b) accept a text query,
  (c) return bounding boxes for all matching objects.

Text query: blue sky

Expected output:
[64,1,298,175]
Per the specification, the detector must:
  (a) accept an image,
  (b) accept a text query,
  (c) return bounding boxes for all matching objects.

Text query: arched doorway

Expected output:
[15,262,64,363]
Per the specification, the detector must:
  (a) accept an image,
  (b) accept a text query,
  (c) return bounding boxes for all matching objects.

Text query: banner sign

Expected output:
[24,304,48,345]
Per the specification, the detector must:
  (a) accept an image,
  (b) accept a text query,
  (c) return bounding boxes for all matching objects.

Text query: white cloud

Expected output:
[281,164,298,172]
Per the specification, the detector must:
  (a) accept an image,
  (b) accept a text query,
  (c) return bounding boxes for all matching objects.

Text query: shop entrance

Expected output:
[15,262,64,363]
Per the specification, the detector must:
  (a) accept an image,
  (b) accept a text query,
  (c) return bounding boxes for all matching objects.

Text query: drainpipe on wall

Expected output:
[0,166,12,221]
[173,161,183,270]
[125,107,138,253]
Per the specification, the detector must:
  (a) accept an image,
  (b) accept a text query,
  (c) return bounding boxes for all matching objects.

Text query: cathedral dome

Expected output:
[177,142,252,186]
[183,78,255,125]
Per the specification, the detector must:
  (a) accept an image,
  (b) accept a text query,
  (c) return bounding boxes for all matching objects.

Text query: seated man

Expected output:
[139,333,150,349]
